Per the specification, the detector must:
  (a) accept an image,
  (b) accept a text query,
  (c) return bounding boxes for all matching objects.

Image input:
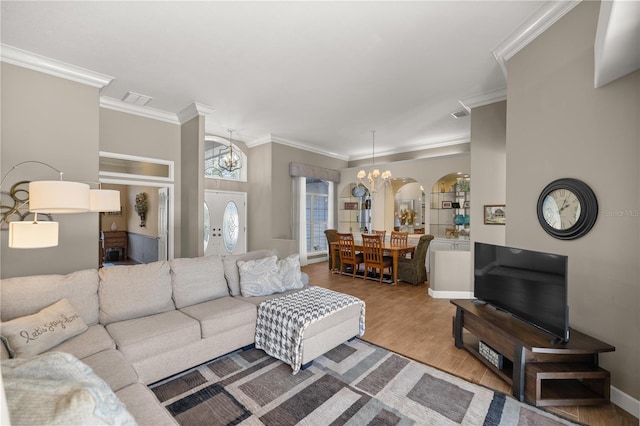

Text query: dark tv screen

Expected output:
[474,242,569,342]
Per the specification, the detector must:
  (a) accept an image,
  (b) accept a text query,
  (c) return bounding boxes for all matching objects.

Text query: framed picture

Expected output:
[484,205,506,225]
[442,201,452,209]
[451,202,461,208]
[463,201,470,208]
[344,202,359,210]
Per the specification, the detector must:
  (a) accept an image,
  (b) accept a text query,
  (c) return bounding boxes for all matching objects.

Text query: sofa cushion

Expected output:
[0,269,99,325]
[180,297,257,339]
[99,261,174,325]
[169,255,228,309]
[278,254,305,290]
[0,298,88,358]
[236,288,308,306]
[116,383,178,426]
[2,352,137,426]
[238,255,285,297]
[81,349,138,392]
[49,324,115,360]
[106,310,200,363]
[222,249,278,296]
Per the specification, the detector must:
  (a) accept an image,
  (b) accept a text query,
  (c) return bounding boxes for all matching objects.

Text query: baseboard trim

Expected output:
[611,386,640,419]
[428,289,474,299]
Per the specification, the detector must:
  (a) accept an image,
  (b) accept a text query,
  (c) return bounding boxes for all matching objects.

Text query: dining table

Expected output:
[330,240,416,285]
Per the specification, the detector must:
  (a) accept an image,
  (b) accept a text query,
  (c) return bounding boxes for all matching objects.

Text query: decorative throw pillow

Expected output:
[0,298,88,358]
[238,255,285,297]
[222,249,278,296]
[278,254,305,290]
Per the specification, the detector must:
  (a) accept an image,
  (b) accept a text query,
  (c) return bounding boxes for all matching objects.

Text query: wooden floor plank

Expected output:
[304,261,638,426]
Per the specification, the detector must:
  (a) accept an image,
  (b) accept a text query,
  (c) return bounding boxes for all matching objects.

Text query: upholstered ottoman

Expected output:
[249,287,365,373]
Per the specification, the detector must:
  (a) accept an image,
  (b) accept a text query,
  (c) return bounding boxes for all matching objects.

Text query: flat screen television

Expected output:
[474,242,569,343]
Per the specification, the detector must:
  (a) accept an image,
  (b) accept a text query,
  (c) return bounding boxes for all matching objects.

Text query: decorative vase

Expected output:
[454,214,465,225]
[408,224,414,234]
[110,222,117,231]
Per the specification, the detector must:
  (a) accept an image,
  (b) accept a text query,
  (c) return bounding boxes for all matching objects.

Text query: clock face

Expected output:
[537,178,598,240]
[542,189,581,230]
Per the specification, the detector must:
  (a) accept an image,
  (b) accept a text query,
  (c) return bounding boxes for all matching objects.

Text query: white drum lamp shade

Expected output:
[90,189,120,212]
[28,181,90,213]
[8,221,59,248]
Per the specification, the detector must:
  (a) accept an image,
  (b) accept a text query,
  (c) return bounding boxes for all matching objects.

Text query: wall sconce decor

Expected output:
[0,160,120,248]
[135,192,148,227]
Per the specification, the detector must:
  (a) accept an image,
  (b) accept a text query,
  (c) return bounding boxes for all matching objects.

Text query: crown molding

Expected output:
[177,102,216,124]
[100,96,179,124]
[0,43,113,88]
[246,134,349,161]
[492,0,582,78]
[349,135,470,161]
[459,88,507,110]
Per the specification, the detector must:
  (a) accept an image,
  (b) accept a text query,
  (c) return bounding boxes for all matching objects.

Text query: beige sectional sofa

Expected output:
[1,249,361,426]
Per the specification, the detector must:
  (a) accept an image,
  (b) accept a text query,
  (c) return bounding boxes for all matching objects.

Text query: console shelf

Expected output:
[451,299,615,407]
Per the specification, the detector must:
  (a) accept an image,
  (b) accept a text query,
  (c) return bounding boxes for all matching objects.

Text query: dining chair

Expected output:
[324,229,340,272]
[337,232,364,279]
[390,231,410,258]
[390,231,408,245]
[373,230,386,241]
[397,234,434,285]
[362,234,393,283]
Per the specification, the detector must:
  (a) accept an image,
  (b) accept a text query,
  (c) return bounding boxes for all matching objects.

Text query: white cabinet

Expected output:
[430,238,470,252]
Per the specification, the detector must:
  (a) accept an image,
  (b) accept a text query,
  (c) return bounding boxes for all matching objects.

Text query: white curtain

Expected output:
[327,181,335,230]
[292,176,308,265]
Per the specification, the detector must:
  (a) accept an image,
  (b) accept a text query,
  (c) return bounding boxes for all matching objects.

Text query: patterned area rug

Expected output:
[150,339,577,425]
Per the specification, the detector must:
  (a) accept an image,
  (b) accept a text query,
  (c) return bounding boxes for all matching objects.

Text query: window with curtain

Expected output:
[306,179,329,256]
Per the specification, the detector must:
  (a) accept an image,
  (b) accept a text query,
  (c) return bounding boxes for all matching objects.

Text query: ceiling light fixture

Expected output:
[217,129,242,173]
[357,130,391,195]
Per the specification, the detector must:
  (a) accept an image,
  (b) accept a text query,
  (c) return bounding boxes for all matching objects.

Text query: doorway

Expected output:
[204,190,247,256]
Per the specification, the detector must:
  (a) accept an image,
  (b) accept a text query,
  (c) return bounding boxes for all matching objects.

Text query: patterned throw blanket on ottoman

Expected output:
[255,286,365,373]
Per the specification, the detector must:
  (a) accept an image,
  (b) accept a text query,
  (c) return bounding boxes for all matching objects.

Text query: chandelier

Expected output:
[357,130,391,194]
[217,129,242,173]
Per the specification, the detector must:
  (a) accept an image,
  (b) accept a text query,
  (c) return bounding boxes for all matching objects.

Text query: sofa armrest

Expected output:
[301,272,309,286]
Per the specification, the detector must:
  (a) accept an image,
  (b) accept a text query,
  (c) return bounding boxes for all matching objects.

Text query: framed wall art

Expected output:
[344,202,359,210]
[484,205,506,225]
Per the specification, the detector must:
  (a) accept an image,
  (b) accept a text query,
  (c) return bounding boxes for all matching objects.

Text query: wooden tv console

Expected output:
[451,299,615,407]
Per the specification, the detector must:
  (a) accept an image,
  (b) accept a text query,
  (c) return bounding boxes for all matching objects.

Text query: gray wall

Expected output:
[506,2,639,399]
[248,142,348,256]
[470,101,506,247]
[99,108,182,257]
[1,63,100,278]
[180,116,205,258]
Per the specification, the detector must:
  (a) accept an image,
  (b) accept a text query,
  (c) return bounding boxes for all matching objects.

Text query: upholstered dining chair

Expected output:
[397,234,434,285]
[337,233,364,279]
[362,234,393,283]
[324,229,340,271]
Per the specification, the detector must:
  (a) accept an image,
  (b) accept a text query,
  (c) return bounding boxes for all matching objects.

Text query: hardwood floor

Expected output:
[303,261,638,426]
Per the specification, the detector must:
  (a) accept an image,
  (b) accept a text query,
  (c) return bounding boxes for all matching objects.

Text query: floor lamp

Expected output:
[1,161,120,248]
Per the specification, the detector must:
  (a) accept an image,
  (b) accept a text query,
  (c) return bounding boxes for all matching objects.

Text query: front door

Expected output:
[204,190,246,256]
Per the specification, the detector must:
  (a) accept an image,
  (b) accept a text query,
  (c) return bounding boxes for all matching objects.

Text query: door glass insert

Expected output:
[204,202,211,252]
[223,201,239,253]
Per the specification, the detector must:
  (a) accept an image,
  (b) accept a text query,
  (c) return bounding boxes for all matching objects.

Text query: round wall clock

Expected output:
[351,185,367,197]
[537,178,598,240]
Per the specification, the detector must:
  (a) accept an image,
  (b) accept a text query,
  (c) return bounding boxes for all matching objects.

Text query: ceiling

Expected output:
[1,1,575,160]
